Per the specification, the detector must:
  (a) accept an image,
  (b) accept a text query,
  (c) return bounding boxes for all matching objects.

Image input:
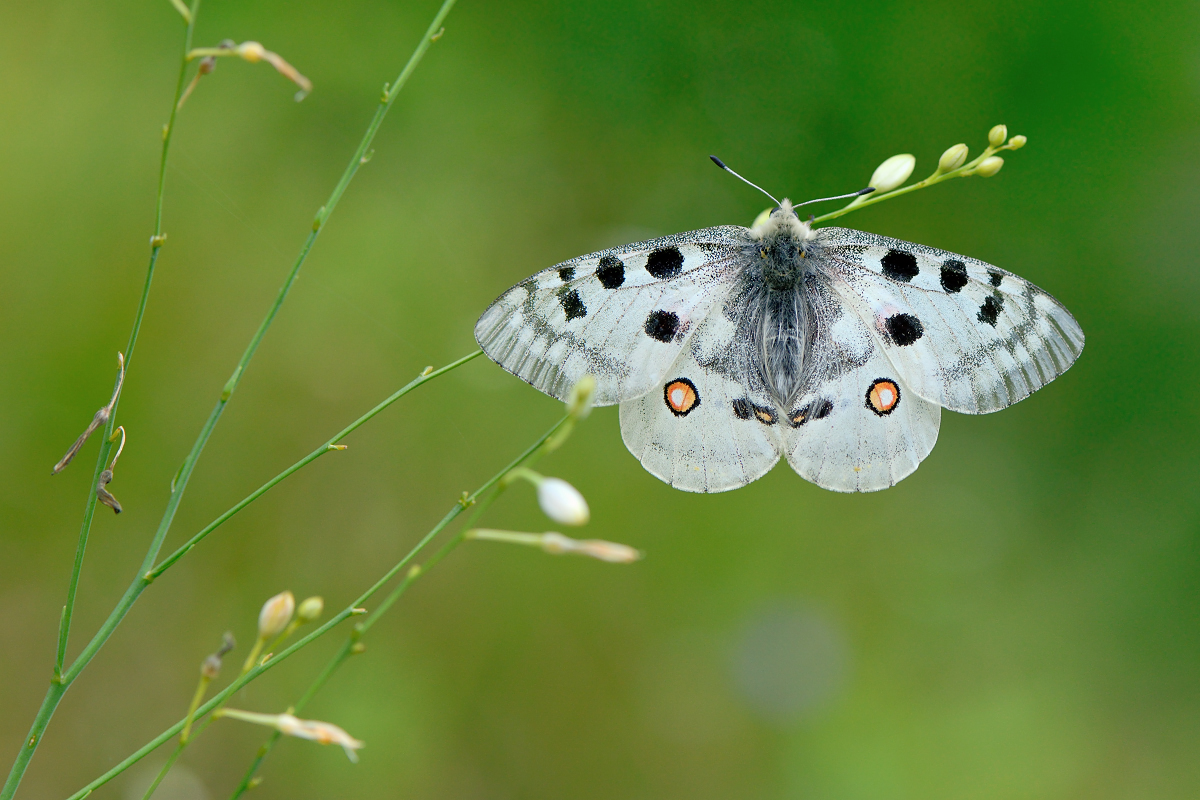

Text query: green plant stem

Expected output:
[5,2,459,794]
[150,350,481,579]
[227,424,561,797]
[2,7,202,800]
[65,416,567,800]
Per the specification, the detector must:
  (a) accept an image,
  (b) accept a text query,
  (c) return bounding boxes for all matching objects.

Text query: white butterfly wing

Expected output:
[475,227,749,404]
[779,274,941,492]
[816,228,1084,414]
[619,308,783,493]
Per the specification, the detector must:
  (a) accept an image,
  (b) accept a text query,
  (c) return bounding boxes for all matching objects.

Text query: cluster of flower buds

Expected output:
[816,123,1029,224]
[242,590,323,672]
[866,122,1029,193]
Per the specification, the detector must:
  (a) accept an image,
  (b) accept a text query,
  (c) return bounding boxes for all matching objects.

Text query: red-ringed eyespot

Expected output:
[866,378,900,416]
[664,378,699,416]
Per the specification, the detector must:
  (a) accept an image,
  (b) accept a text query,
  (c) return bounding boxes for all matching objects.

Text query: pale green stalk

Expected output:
[65,417,567,800]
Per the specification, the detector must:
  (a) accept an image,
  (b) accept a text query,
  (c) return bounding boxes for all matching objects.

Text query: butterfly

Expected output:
[475,161,1084,493]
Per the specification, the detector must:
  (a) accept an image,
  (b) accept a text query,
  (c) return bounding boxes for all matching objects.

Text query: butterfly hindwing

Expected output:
[780,273,942,492]
[475,227,749,404]
[815,228,1084,414]
[619,309,783,493]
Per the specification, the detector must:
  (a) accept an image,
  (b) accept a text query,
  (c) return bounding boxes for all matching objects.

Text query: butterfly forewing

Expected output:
[815,228,1084,414]
[475,227,748,404]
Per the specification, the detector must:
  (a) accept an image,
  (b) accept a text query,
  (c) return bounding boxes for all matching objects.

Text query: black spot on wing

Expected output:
[596,255,625,289]
[881,249,919,282]
[644,310,680,342]
[987,269,1003,287]
[558,267,575,282]
[646,247,684,279]
[789,398,833,428]
[731,397,776,425]
[558,288,586,321]
[884,313,924,346]
[940,259,968,292]
[977,295,1002,326]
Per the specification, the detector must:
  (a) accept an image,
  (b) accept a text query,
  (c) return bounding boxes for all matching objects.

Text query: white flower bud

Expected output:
[567,375,595,420]
[296,596,324,624]
[236,41,267,63]
[974,156,1004,177]
[988,124,1008,148]
[937,143,968,172]
[1008,134,1027,149]
[537,478,590,526]
[257,591,295,640]
[868,154,915,192]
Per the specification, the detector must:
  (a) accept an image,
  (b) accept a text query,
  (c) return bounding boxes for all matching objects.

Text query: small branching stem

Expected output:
[64,416,568,800]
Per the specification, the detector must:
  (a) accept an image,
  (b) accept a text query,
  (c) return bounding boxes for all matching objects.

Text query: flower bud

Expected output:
[257,591,295,640]
[1007,134,1027,149]
[751,208,773,229]
[201,654,222,680]
[868,154,915,192]
[567,375,595,420]
[296,596,324,624]
[237,41,267,63]
[974,156,1004,177]
[988,124,1008,147]
[937,143,968,172]
[537,478,590,526]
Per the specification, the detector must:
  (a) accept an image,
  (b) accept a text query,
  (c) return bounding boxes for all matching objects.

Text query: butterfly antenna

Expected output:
[793,187,875,208]
[709,155,782,207]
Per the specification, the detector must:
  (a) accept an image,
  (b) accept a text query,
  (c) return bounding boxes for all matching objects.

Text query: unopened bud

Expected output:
[988,124,1008,148]
[296,596,324,624]
[974,156,1004,177]
[566,375,595,420]
[201,654,222,680]
[938,143,969,172]
[257,591,295,639]
[198,56,216,75]
[868,154,915,192]
[751,208,773,229]
[1007,134,1027,149]
[237,41,267,63]
[537,478,590,526]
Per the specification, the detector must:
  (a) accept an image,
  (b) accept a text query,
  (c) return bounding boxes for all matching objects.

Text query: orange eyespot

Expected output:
[866,379,900,416]
[664,378,699,416]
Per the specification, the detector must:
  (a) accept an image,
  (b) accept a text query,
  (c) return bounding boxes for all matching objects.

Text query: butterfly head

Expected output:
[750,199,815,242]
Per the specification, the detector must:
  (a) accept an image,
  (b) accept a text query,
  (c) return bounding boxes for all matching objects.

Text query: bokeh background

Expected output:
[2,0,1198,797]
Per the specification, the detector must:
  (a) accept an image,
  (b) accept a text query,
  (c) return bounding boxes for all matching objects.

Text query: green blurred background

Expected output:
[2,0,1198,797]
